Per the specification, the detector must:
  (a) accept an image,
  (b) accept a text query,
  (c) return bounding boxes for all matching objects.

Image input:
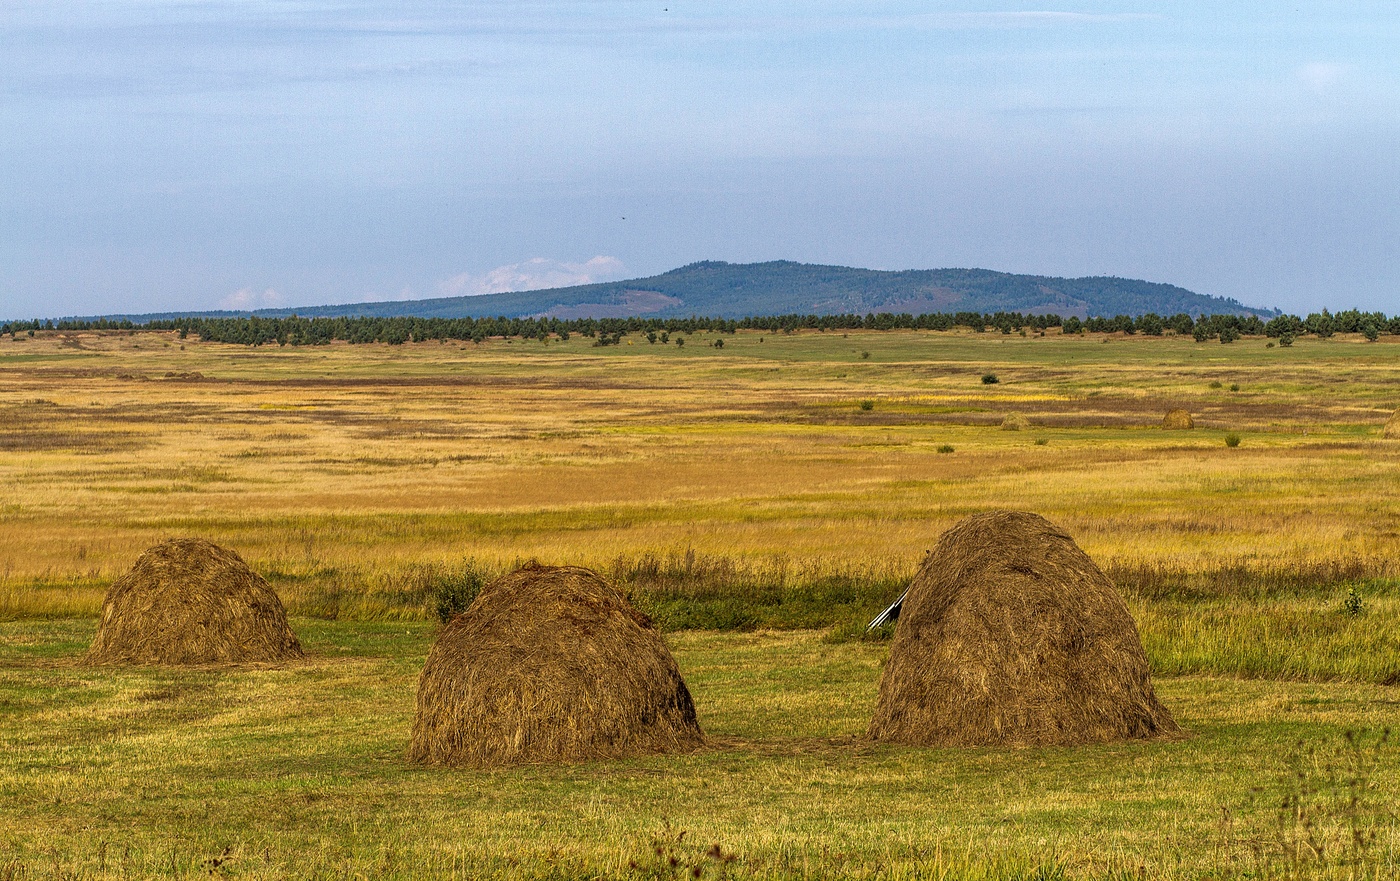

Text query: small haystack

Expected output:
[85,538,303,665]
[868,512,1178,747]
[1000,413,1028,431]
[1161,409,1195,430]
[409,564,703,767]
[1384,410,1400,439]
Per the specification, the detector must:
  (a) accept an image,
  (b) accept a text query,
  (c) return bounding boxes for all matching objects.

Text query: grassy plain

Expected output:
[2,327,1400,877]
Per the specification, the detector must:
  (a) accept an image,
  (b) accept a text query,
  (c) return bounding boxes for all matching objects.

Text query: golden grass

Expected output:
[3,328,1399,616]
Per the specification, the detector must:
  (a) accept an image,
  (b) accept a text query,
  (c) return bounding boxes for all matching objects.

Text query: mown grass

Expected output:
[1,622,1397,880]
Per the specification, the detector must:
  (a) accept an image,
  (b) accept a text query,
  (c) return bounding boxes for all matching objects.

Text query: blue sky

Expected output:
[3,1,1398,317]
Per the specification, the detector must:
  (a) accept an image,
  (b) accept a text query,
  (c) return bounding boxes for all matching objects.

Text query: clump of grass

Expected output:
[1225,433,1242,448]
[859,351,870,360]
[1230,383,1240,392]
[1034,437,1048,446]
[858,399,874,411]
[981,373,999,384]
[937,444,955,454]
[1210,380,1223,389]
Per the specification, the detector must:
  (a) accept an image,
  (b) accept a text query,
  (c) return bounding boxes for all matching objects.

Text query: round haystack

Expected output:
[409,564,703,767]
[1161,408,1195,430]
[868,512,1178,747]
[85,538,303,665]
[1000,413,1028,431]
[1384,410,1400,439]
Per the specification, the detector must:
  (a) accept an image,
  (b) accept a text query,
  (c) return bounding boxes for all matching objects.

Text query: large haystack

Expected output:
[1384,410,1400,439]
[409,564,703,767]
[85,538,303,665]
[1000,413,1028,431]
[868,512,1178,747]
[1161,408,1195,430]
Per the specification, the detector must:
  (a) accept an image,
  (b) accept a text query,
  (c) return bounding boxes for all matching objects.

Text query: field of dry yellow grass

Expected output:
[2,326,1399,878]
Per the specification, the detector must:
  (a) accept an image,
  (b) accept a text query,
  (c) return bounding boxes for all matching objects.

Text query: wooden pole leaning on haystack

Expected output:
[408,564,703,768]
[868,511,1179,747]
[84,538,304,665]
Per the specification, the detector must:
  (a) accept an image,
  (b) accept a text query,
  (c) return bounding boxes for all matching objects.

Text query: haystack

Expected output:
[1000,413,1028,431]
[868,512,1178,747]
[1384,410,1400,439]
[85,538,303,665]
[1161,408,1194,429]
[409,564,703,767]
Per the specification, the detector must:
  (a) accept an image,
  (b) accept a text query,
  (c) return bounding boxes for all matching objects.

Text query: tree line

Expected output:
[4,308,1398,347]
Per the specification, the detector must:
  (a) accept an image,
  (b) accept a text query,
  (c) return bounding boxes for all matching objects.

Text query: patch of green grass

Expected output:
[1,623,1396,879]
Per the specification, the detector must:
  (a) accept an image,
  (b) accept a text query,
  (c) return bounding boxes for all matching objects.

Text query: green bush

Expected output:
[937,444,955,454]
[981,373,998,384]
[1224,433,1241,448]
[858,399,874,411]
[430,565,489,622]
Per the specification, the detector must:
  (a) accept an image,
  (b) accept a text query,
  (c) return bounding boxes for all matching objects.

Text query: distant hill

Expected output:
[80,261,1276,322]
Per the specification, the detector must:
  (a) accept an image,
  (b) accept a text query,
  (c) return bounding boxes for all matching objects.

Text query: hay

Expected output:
[1384,410,1400,439]
[868,511,1178,747]
[1161,408,1194,429]
[1000,413,1028,431]
[409,564,703,767]
[84,538,303,666]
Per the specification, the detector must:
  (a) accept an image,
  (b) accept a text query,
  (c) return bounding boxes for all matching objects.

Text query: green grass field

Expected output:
[2,327,1399,878]
[2,620,1396,880]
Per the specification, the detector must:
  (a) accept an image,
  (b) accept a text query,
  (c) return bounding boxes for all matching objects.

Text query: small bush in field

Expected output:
[859,399,874,411]
[431,565,489,622]
[1224,433,1241,448]
[981,373,998,384]
[937,444,955,454]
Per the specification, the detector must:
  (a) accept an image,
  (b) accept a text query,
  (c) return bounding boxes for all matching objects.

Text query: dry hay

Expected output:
[868,511,1179,747]
[1385,410,1400,439]
[409,564,703,767]
[1161,408,1195,430]
[85,538,303,666]
[1000,413,1029,431]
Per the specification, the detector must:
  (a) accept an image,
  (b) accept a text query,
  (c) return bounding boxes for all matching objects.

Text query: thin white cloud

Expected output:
[1297,62,1352,96]
[905,11,1162,29]
[220,287,284,310]
[437,256,626,297]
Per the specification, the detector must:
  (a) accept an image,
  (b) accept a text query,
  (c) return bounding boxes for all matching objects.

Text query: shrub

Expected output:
[860,351,870,359]
[1224,433,1241,448]
[1230,383,1240,392]
[858,399,874,411]
[713,338,724,349]
[981,373,999,384]
[936,444,955,454]
[1209,380,1222,389]
[1344,585,1364,616]
[1034,437,1048,446]
[431,565,489,623]
[1279,331,1295,347]
[1219,327,1239,343]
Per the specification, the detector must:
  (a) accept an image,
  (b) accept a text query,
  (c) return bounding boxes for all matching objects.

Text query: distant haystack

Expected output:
[1000,413,1028,431]
[868,512,1178,747]
[1161,409,1195,430]
[85,539,303,666]
[409,565,703,767]
[1385,410,1400,439]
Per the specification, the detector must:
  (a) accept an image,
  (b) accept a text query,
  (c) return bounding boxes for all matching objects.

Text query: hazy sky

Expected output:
[3,2,1398,317]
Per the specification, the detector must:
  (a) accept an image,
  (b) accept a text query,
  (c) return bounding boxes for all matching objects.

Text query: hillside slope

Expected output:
[88,261,1276,321]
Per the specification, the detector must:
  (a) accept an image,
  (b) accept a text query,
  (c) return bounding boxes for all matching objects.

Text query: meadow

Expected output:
[1,326,1398,878]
